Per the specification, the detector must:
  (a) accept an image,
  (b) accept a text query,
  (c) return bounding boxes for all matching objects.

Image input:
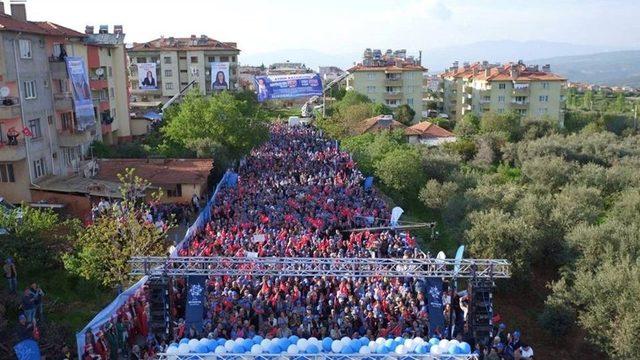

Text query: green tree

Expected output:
[394,104,416,125]
[163,90,269,166]
[373,103,393,116]
[335,90,371,113]
[520,155,576,189]
[63,169,171,287]
[454,113,480,137]
[419,180,458,209]
[583,90,594,110]
[479,111,521,140]
[374,148,424,195]
[614,93,626,113]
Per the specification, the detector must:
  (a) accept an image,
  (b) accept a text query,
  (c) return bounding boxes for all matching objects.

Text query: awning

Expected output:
[142,111,162,121]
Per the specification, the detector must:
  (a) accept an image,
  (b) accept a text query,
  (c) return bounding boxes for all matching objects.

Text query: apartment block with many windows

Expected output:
[441,61,567,124]
[346,49,426,123]
[127,35,240,105]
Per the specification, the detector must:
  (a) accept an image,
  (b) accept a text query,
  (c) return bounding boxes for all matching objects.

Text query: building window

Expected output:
[539,95,549,102]
[19,39,32,59]
[498,95,505,103]
[62,146,81,166]
[232,56,236,62]
[537,108,549,115]
[165,82,174,90]
[497,108,505,114]
[137,57,147,63]
[179,56,187,60]
[367,73,377,80]
[515,109,527,116]
[164,56,172,64]
[190,56,198,63]
[167,184,183,197]
[207,56,216,63]
[53,43,63,57]
[61,112,73,130]
[150,57,159,63]
[23,80,37,99]
[32,158,47,179]
[164,69,173,77]
[542,82,549,89]
[366,86,376,94]
[108,66,113,77]
[407,98,414,106]
[498,83,506,90]
[28,119,42,139]
[0,164,15,183]
[109,87,115,99]
[219,56,228,62]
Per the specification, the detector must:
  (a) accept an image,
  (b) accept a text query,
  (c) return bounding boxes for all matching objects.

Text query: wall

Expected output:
[0,159,30,203]
[159,51,179,97]
[130,117,150,136]
[30,189,92,219]
[351,70,423,122]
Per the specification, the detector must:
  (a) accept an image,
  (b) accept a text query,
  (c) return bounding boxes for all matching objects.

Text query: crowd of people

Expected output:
[170,125,440,342]
[80,286,158,360]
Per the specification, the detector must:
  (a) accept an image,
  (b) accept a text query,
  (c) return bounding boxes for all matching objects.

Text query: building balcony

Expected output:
[384,78,403,86]
[57,128,93,147]
[90,78,108,90]
[512,87,530,95]
[384,92,403,100]
[0,97,21,119]
[0,138,26,161]
[54,92,73,110]
[479,98,491,104]
[49,59,68,79]
[511,99,530,107]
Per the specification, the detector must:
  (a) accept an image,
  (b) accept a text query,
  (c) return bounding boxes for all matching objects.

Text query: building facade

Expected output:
[0,2,129,203]
[346,49,426,123]
[127,35,240,105]
[441,61,567,125]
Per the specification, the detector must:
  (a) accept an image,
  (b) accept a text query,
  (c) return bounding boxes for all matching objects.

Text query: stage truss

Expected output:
[130,256,510,278]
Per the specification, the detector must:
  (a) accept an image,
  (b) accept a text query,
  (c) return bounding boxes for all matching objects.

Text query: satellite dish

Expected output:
[0,87,10,97]
[95,68,104,76]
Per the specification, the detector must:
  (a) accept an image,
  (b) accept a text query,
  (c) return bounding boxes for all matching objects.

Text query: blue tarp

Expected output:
[142,111,162,121]
[14,340,40,360]
[75,276,148,356]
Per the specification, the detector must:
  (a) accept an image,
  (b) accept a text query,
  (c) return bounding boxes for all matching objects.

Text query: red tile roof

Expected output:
[348,64,427,72]
[354,115,407,135]
[96,159,213,186]
[442,62,566,82]
[129,37,238,52]
[0,14,85,37]
[33,21,85,37]
[405,121,455,138]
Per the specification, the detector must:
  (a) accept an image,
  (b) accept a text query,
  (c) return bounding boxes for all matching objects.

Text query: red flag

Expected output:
[22,127,33,137]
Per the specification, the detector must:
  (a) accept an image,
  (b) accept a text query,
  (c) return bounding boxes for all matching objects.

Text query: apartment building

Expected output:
[441,61,567,124]
[84,25,131,143]
[127,35,240,105]
[0,2,129,203]
[346,49,426,122]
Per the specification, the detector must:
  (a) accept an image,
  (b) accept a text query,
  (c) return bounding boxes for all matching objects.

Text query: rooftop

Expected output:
[348,64,427,72]
[441,61,566,82]
[405,121,455,138]
[95,158,213,186]
[0,13,84,37]
[354,115,407,135]
[129,36,239,52]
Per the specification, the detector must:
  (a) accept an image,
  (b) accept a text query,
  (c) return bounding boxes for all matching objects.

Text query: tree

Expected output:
[163,90,269,165]
[520,155,576,189]
[479,111,521,140]
[454,113,480,137]
[374,148,425,196]
[63,169,171,287]
[335,90,371,113]
[614,93,626,113]
[582,90,593,110]
[373,103,393,116]
[419,180,458,209]
[394,104,416,125]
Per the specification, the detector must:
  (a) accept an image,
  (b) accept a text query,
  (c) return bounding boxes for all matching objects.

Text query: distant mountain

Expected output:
[423,40,629,72]
[528,50,640,87]
[240,49,359,71]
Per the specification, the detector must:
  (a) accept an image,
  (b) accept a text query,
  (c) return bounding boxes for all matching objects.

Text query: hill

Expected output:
[529,50,640,87]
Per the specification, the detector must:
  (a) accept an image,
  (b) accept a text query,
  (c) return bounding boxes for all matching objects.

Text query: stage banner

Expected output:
[185,275,207,331]
[65,56,96,130]
[254,73,323,102]
[211,62,230,90]
[137,63,158,90]
[426,277,445,337]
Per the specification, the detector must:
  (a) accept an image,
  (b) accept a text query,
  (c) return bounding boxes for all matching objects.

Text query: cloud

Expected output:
[405,0,453,20]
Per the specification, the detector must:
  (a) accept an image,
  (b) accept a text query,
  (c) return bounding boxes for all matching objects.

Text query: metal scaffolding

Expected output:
[129,256,510,278]
[156,354,477,360]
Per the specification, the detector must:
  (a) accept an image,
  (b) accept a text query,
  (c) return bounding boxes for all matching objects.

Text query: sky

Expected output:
[23,0,640,62]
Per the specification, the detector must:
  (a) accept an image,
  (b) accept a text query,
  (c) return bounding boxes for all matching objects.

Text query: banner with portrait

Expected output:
[210,62,230,91]
[137,62,158,90]
[64,56,96,131]
[254,73,323,102]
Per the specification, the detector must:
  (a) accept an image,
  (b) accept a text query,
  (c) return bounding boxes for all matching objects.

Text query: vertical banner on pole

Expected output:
[185,275,207,331]
[426,277,445,337]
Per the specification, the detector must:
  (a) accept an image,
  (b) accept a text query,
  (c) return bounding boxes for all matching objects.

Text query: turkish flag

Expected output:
[22,127,33,137]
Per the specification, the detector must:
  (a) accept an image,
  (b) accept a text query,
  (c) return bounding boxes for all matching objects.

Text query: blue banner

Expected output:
[65,56,96,131]
[14,339,41,360]
[255,73,323,102]
[364,176,374,190]
[426,277,445,337]
[185,275,207,332]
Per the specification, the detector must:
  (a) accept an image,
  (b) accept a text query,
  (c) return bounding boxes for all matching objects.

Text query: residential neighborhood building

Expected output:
[441,60,567,124]
[318,66,345,83]
[127,35,240,104]
[353,114,407,135]
[0,2,129,203]
[405,121,457,146]
[346,48,426,122]
[266,61,311,75]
